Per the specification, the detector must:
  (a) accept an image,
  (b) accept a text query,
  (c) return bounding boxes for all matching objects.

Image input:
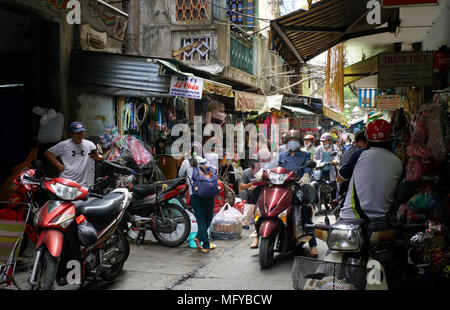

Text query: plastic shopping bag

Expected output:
[211,203,244,240]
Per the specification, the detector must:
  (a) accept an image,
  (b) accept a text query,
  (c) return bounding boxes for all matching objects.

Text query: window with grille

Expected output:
[226,0,258,32]
[176,0,208,21]
[230,37,253,74]
[181,36,211,61]
[227,0,244,26]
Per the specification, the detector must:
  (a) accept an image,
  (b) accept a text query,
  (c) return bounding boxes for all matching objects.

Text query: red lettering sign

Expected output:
[383,0,437,7]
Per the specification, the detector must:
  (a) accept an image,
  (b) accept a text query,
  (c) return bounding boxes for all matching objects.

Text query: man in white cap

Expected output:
[45,121,103,188]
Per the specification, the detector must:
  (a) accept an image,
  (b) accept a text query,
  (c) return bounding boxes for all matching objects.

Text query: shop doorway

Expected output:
[0,6,60,186]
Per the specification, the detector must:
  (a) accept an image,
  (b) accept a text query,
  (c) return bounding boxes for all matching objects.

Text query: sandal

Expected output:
[250,238,259,249]
[208,243,217,250]
[199,248,210,253]
[194,238,202,250]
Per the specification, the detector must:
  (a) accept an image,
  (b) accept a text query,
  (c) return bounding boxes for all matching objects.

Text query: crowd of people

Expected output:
[45,119,401,258]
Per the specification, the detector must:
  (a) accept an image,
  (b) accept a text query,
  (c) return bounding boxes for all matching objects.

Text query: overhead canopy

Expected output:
[234,91,283,113]
[282,105,316,116]
[269,0,399,66]
[323,106,348,126]
[157,59,234,97]
[344,55,379,86]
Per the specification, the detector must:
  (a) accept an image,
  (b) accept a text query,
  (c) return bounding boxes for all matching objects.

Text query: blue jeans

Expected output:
[190,194,215,249]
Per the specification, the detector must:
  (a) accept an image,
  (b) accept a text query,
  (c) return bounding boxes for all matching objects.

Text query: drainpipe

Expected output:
[125,0,137,55]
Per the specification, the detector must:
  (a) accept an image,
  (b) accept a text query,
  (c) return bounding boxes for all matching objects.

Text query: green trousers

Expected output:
[190,194,214,249]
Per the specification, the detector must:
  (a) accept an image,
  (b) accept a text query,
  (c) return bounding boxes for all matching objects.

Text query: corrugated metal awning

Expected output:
[70,50,171,95]
[270,0,399,66]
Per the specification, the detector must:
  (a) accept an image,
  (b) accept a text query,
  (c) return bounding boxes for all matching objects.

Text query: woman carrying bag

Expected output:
[179,146,219,253]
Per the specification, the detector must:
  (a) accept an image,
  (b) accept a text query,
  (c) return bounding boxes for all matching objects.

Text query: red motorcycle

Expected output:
[254,160,317,268]
[25,161,132,290]
[0,163,44,248]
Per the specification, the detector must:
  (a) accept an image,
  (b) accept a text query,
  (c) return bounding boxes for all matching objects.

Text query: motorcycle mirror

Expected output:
[331,151,338,157]
[31,159,45,178]
[31,159,45,170]
[305,160,317,169]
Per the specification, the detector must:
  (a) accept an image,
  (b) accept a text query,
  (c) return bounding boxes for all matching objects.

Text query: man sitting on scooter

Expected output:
[336,120,402,222]
[255,130,318,257]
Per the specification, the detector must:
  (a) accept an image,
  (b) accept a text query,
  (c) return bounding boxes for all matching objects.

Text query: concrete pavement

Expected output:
[9,215,332,291]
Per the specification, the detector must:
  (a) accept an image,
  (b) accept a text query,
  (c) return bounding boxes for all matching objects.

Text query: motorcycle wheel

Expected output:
[259,236,275,269]
[29,247,58,290]
[152,203,191,248]
[99,230,130,281]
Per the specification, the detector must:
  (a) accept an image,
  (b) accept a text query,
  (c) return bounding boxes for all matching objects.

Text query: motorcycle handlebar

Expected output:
[23,175,42,184]
[305,222,331,232]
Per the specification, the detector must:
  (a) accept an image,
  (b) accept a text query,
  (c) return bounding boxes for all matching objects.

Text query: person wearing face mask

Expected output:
[301,134,316,158]
[254,130,318,257]
[314,132,340,200]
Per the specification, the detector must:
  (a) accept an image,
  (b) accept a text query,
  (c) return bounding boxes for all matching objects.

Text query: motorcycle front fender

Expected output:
[258,218,282,239]
[36,229,64,258]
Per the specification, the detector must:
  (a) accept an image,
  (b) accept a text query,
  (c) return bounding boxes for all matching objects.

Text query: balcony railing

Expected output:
[230,36,253,75]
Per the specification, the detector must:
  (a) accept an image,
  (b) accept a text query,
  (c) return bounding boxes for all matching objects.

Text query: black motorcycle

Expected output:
[311,152,338,215]
[94,161,191,248]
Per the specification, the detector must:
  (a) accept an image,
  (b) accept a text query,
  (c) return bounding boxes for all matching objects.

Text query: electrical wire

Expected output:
[201,0,272,22]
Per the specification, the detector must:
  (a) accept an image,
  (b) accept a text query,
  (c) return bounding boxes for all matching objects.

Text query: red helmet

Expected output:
[285,129,301,141]
[304,134,315,142]
[366,119,392,142]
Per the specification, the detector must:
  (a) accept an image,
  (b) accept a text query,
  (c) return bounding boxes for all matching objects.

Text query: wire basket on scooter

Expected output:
[292,256,368,290]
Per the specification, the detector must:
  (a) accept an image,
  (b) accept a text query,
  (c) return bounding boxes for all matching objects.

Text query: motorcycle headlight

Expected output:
[327,224,363,252]
[321,184,334,194]
[269,172,288,185]
[313,170,321,181]
[50,183,82,200]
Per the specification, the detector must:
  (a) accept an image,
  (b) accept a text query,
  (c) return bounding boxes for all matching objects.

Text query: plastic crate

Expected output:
[292,256,368,290]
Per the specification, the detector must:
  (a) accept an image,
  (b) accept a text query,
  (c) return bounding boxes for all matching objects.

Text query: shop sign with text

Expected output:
[170,75,204,99]
[377,95,401,111]
[378,52,433,88]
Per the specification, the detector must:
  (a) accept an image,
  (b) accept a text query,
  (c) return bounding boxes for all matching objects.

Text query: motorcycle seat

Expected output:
[367,221,396,244]
[132,184,157,197]
[76,192,125,232]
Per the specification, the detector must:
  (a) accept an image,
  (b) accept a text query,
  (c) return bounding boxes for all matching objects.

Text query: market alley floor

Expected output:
[10,215,332,291]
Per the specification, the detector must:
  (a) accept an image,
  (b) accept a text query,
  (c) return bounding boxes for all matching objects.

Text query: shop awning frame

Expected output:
[282,105,316,116]
[269,0,400,65]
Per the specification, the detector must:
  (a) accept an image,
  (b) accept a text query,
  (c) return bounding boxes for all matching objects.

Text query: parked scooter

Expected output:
[0,164,41,246]
[94,161,191,247]
[26,161,132,290]
[311,151,338,215]
[253,160,318,269]
[292,181,426,290]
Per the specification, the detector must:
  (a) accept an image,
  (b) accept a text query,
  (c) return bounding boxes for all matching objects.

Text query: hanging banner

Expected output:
[169,75,204,99]
[358,88,378,108]
[203,80,234,97]
[382,0,438,7]
[299,115,318,131]
[323,106,348,127]
[434,51,450,71]
[234,91,283,113]
[378,52,434,88]
[376,95,401,111]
